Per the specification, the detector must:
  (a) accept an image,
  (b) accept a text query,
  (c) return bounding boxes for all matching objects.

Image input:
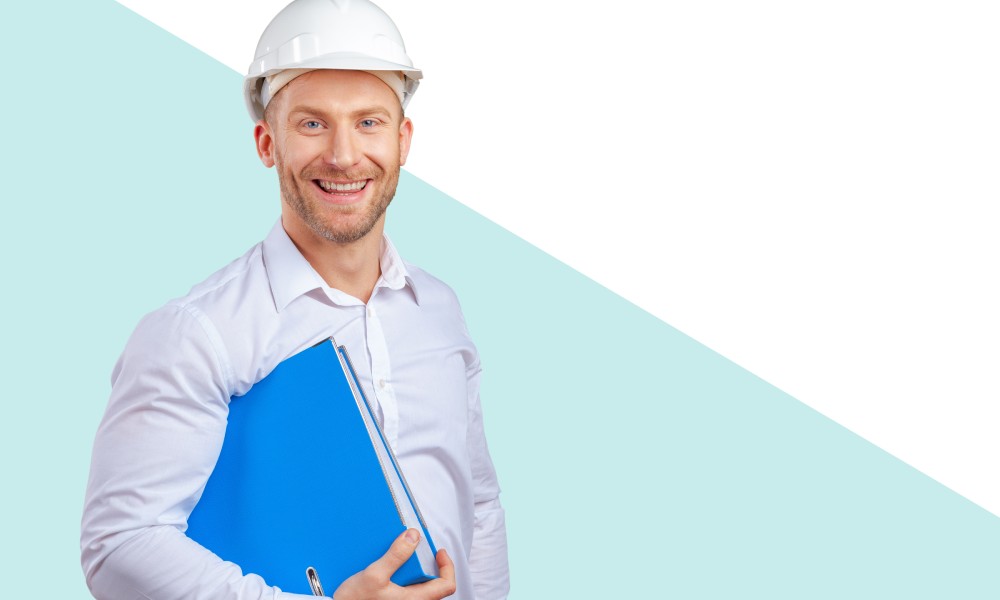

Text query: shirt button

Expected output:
[378,378,386,389]
[366,307,373,317]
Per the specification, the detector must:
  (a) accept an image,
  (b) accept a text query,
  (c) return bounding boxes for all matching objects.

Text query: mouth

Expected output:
[313,178,370,204]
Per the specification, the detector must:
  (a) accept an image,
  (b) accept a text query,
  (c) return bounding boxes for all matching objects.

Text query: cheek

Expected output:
[367,139,402,169]
[277,136,325,169]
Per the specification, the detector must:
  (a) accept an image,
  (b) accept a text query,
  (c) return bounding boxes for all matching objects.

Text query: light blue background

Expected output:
[2,1,998,597]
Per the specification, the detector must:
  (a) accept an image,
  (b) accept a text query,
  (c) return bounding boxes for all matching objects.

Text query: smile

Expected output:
[316,179,368,192]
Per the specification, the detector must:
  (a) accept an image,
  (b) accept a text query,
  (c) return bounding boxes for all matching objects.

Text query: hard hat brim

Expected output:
[248,51,422,80]
[244,52,422,122]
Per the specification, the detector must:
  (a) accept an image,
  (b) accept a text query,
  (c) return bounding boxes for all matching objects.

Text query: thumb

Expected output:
[367,528,420,581]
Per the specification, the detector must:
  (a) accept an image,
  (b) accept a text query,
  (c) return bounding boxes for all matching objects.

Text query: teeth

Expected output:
[318,180,366,192]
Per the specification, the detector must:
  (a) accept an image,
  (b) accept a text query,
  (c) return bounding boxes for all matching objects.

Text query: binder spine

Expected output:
[334,344,405,525]
[335,343,438,557]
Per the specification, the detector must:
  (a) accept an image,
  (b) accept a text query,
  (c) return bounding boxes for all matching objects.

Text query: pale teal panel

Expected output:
[3,1,998,598]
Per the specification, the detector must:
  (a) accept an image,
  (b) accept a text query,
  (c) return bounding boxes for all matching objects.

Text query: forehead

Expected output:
[275,69,401,119]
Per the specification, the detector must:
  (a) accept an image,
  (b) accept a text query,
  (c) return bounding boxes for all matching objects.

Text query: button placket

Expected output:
[364,302,398,447]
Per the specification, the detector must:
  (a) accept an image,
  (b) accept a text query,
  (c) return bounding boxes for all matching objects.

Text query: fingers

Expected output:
[335,533,458,600]
[355,532,457,600]
[435,548,455,584]
[407,549,457,600]
[365,528,421,581]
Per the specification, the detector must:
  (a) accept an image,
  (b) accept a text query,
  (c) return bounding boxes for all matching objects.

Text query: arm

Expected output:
[464,358,510,600]
[80,305,315,599]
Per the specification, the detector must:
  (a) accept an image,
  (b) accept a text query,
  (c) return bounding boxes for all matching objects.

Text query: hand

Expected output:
[332,528,457,600]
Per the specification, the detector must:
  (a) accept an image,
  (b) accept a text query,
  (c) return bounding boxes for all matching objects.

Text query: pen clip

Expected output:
[306,566,325,596]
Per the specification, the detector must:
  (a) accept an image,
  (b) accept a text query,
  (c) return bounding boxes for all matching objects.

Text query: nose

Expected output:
[323,124,361,171]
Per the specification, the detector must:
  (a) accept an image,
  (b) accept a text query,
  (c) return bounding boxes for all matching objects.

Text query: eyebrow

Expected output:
[286,104,395,121]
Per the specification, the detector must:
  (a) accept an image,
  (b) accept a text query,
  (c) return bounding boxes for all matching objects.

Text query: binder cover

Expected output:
[186,339,438,594]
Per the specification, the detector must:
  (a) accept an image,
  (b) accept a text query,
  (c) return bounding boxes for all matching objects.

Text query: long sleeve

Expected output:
[464,357,510,600]
[80,304,314,600]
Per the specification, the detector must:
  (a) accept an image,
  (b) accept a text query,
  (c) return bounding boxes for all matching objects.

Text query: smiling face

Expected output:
[254,69,413,246]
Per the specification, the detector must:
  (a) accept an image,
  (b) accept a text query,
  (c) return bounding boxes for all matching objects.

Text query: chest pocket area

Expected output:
[393,350,469,445]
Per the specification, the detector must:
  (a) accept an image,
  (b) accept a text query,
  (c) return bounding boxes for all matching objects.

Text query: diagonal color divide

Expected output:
[5,0,994,597]
[113,0,1000,521]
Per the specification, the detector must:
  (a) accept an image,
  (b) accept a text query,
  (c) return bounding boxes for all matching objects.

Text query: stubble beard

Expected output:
[277,158,400,245]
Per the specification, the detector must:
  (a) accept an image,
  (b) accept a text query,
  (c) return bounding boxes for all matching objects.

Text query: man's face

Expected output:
[254,69,413,245]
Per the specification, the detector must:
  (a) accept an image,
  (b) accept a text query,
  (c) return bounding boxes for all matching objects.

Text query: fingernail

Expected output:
[405,529,420,544]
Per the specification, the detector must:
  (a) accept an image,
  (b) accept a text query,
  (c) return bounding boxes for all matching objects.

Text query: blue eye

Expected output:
[360,119,377,128]
[304,120,321,129]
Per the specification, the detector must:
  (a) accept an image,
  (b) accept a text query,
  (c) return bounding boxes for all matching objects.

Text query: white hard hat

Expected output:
[244,0,422,122]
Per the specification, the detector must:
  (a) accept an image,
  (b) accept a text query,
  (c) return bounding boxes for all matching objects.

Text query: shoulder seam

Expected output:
[166,302,235,396]
[172,244,263,307]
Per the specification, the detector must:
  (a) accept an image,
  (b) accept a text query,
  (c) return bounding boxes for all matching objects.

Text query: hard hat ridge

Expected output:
[243,0,422,122]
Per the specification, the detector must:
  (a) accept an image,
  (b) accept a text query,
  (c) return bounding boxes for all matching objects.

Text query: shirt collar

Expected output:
[262,220,420,312]
[379,234,419,302]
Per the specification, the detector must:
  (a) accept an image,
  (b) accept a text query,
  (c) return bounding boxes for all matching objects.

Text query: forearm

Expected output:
[468,498,509,600]
[462,338,509,600]
[85,525,318,600]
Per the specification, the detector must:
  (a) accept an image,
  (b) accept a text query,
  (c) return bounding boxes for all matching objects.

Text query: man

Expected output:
[80,1,509,598]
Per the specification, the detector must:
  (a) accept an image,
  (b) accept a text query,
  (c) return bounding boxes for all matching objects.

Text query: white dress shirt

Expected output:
[81,221,509,599]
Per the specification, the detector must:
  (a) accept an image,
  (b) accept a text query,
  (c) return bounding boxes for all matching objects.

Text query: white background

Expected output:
[116,0,1000,516]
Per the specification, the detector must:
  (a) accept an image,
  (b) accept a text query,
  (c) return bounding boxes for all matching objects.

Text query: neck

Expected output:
[281,212,385,304]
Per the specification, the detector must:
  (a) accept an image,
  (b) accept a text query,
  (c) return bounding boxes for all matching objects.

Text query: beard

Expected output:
[277,160,400,245]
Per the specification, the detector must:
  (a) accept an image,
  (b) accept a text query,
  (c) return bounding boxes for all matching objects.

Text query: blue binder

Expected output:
[186,338,438,594]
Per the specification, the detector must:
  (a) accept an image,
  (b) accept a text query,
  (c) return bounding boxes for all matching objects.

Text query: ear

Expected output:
[254,119,276,168]
[398,117,414,166]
